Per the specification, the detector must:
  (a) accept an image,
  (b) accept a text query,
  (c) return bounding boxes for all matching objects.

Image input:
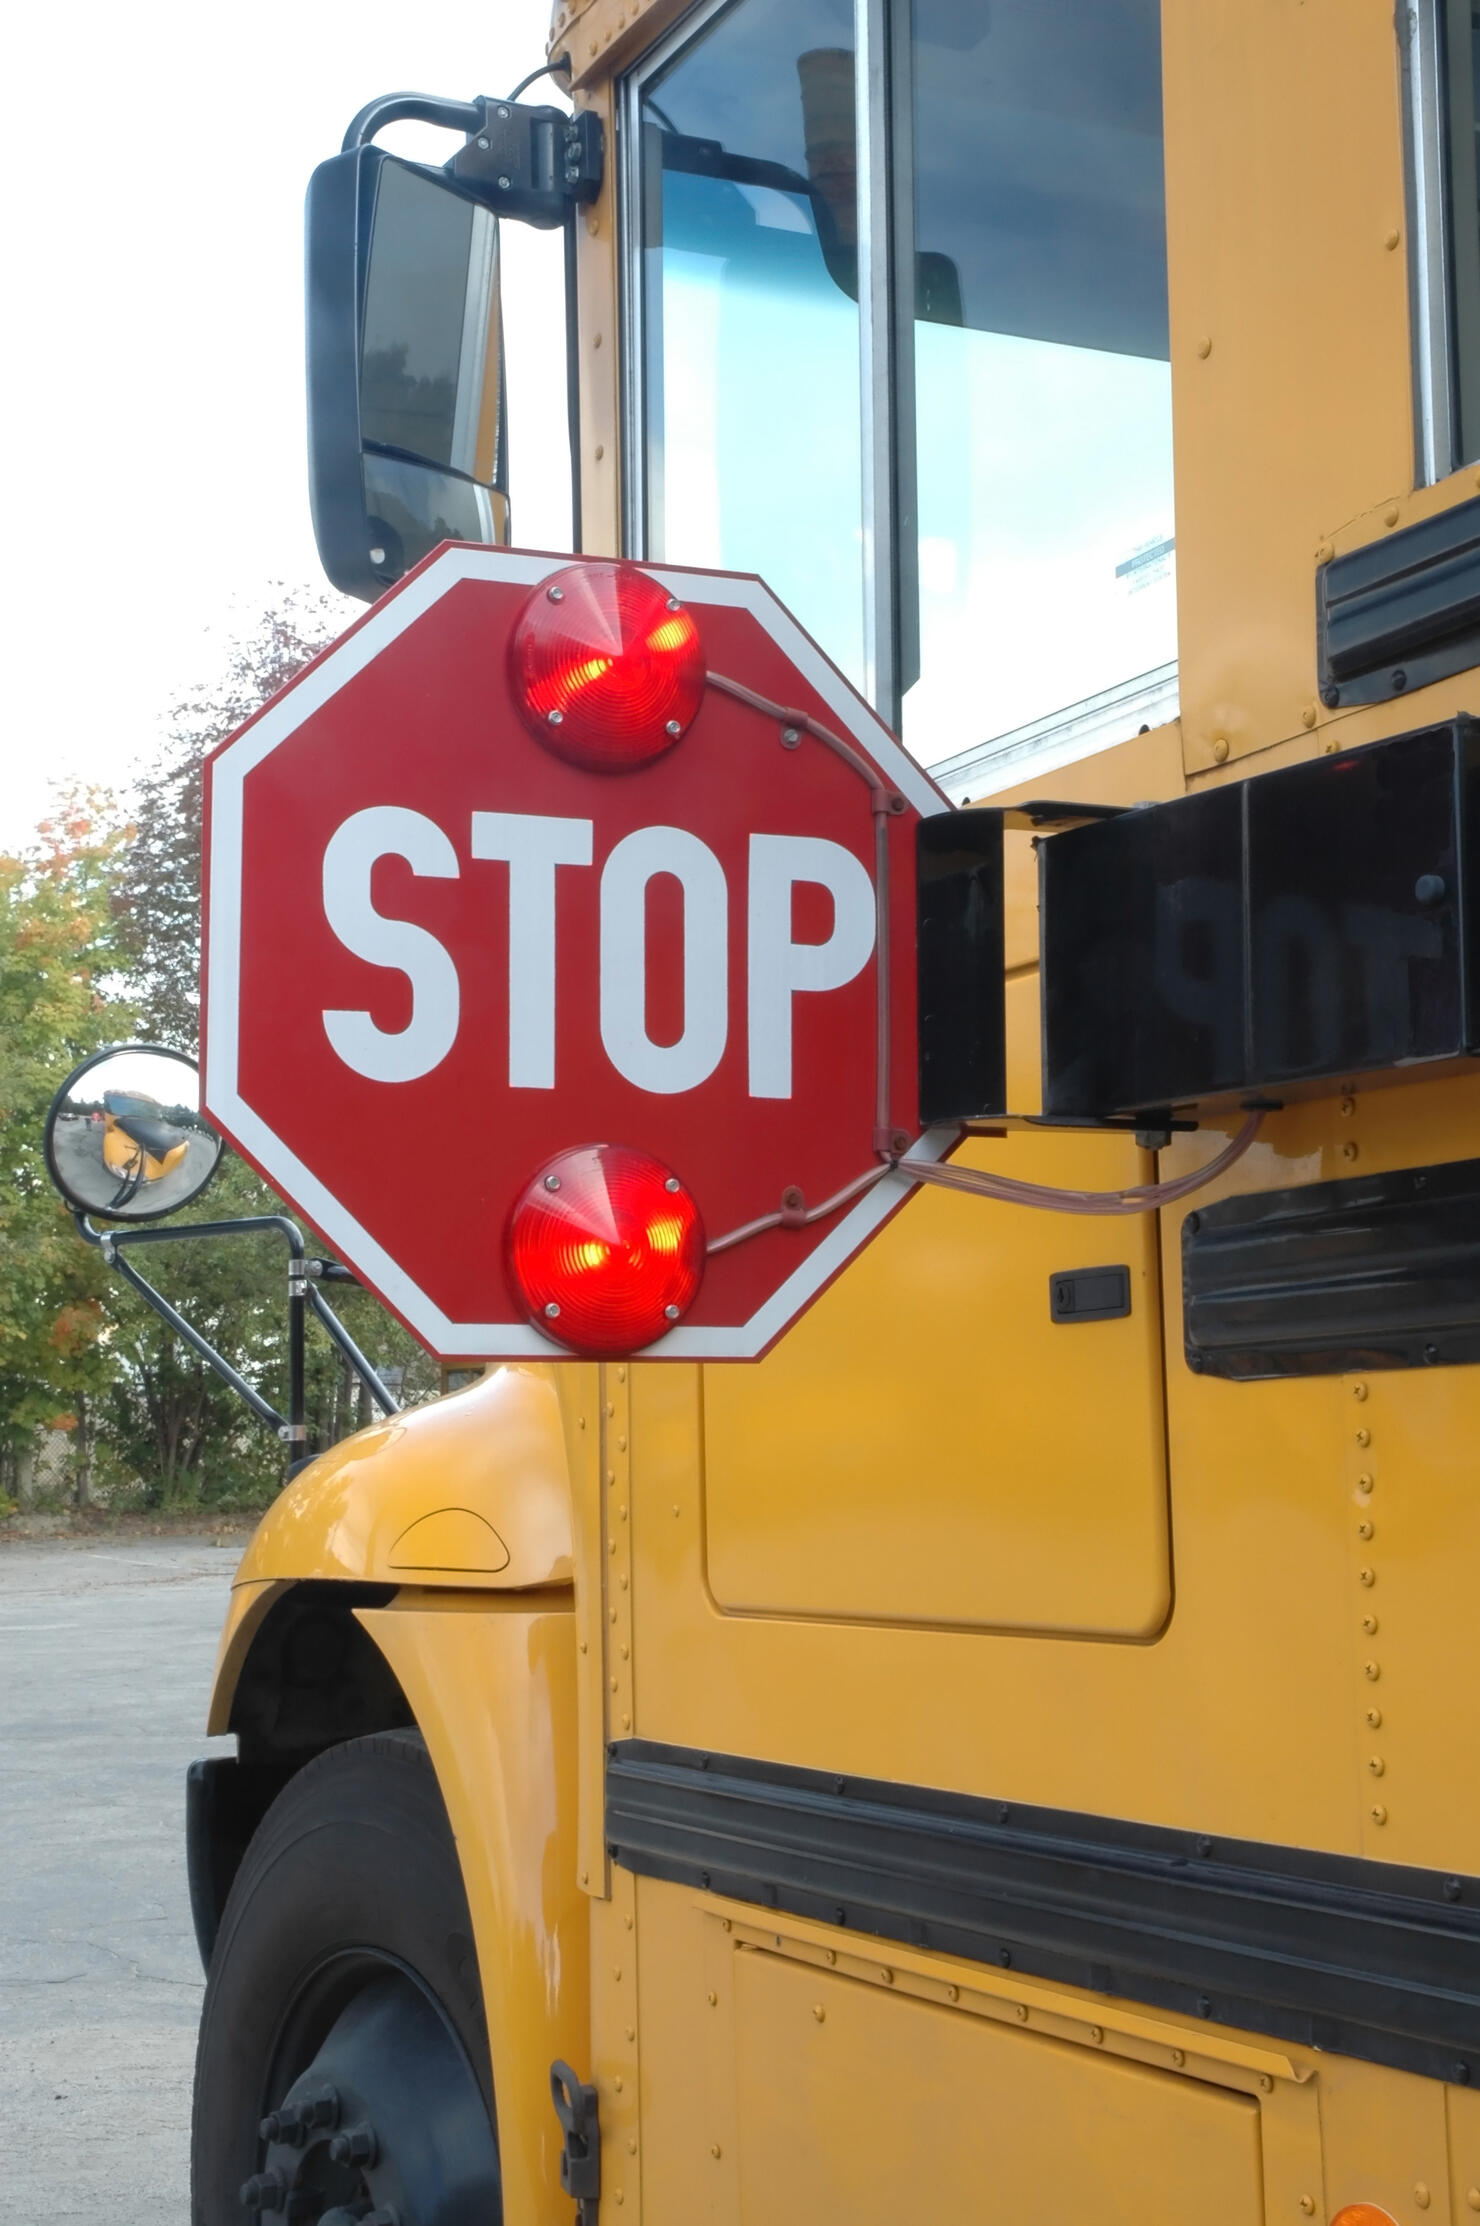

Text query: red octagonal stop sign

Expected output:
[203,545,949,1360]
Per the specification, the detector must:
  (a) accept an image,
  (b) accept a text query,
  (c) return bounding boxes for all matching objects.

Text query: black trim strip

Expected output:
[1317,496,1480,708]
[607,1741,1480,2085]
[1184,1156,1480,1380]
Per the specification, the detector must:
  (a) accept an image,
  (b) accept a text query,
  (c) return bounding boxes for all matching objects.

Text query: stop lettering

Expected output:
[203,546,948,1360]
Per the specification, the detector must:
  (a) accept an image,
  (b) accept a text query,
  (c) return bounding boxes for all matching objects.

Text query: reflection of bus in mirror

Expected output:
[45,1046,222,1221]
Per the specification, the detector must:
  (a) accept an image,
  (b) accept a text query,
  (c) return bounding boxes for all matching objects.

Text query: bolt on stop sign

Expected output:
[203,545,950,1360]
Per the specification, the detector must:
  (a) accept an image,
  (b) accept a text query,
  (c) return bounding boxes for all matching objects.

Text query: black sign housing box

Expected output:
[1040,718,1480,1118]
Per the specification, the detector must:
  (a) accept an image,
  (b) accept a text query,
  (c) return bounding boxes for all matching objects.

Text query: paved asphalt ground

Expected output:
[0,1535,242,2221]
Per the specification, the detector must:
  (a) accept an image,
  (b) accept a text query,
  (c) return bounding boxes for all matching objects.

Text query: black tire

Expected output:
[191,1730,500,2226]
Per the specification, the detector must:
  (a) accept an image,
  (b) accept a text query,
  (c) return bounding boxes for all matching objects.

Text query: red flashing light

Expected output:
[506,1143,705,1354]
[511,561,705,772]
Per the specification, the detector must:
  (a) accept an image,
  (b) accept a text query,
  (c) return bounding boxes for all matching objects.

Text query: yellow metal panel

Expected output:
[1163,0,1413,774]
[229,1364,572,1592]
[1317,2055,1452,2226]
[357,1595,586,2226]
[634,1102,1357,1851]
[1447,2083,1480,2220]
[727,1945,1264,2226]
[702,1116,1170,1637]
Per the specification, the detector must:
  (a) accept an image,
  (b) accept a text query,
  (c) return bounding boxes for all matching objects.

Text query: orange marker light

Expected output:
[1330,2207,1399,2226]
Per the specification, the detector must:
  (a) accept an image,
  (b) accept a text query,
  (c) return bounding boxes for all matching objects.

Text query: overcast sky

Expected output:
[1,0,569,854]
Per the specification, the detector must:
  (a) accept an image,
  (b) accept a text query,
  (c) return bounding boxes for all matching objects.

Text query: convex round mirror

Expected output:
[44,1045,222,1221]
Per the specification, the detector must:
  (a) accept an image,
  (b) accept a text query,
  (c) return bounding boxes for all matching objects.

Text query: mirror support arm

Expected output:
[305,1282,401,1418]
[342,92,485,151]
[76,1212,308,1451]
[79,1214,291,1438]
[565,206,583,553]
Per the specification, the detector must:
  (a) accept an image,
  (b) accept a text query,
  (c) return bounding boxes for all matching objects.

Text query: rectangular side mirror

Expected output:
[306,147,508,601]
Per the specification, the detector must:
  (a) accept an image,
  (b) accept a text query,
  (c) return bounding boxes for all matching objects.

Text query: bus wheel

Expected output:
[191,1729,499,2226]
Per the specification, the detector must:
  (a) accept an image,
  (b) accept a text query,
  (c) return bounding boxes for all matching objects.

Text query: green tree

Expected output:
[0,797,134,1501]
[94,593,438,1508]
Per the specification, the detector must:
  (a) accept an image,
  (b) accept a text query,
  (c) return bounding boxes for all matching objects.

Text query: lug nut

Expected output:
[239,2168,288,2211]
[329,2121,379,2168]
[259,2104,307,2146]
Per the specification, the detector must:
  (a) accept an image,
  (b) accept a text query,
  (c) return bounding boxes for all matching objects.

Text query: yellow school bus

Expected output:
[81,2,1480,2221]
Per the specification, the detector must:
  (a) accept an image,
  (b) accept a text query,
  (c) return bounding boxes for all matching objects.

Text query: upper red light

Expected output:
[510,561,706,772]
[505,1142,705,1355]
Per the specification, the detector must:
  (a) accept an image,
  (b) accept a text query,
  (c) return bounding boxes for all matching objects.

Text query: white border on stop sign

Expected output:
[204,544,956,1360]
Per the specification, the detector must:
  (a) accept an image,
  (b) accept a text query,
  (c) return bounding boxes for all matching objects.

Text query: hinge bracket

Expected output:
[550,2058,600,2224]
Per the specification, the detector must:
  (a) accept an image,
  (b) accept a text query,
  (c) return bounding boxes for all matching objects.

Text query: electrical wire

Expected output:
[896,1113,1264,1216]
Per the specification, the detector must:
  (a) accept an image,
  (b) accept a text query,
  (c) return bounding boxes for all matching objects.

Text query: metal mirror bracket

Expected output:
[76,1211,401,1478]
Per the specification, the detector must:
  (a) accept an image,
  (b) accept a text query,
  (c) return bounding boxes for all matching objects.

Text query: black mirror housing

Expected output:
[306,146,510,602]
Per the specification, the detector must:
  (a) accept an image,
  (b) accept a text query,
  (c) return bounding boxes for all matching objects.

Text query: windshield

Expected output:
[629,0,1175,785]
[635,0,866,689]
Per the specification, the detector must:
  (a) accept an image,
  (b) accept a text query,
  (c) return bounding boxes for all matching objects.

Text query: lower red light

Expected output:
[510,561,706,772]
[506,1143,705,1355]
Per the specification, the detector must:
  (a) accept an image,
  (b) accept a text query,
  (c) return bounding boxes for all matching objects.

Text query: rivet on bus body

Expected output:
[1089,2026,1104,2045]
[1358,1518,1374,1539]
[1385,228,1401,250]
[826,1950,837,1966]
[1368,1756,1385,1776]
[1212,737,1229,762]
[880,1968,894,1986]
[1300,2198,1315,2215]
[1015,2004,1029,2022]
[673,1503,681,1516]
[812,2004,826,2022]
[1316,542,1334,564]
[614,2075,624,2092]
[1359,1567,1375,1586]
[1467,2187,1480,2210]
[1259,2074,1273,2092]
[593,332,603,348]
[707,1991,717,2007]
[618,1435,627,1451]
[1342,1141,1359,1161]
[1367,1708,1382,1728]
[621,1713,631,1728]
[620,1643,630,1660]
[1171,2048,1185,2066]
[1363,1616,1378,1636]
[620,1572,629,1588]
[1340,1096,1356,1116]
[1302,705,1317,729]
[1384,505,1400,527]
[1365,1661,1381,1680]
[1356,1427,1371,1446]
[1416,2184,1432,2209]
[595,444,605,461]
[945,1982,958,2000]
[628,2138,638,2155]
[1353,1383,1369,1401]
[610,1677,619,1693]
[1196,336,1212,358]
[1371,1804,1388,1824]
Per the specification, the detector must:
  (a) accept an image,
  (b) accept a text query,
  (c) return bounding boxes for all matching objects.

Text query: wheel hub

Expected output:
[239,1969,499,2225]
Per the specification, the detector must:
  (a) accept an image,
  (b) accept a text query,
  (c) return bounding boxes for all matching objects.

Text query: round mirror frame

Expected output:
[43,1042,224,1224]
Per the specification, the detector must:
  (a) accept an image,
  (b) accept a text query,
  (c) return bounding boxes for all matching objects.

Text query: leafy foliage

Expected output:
[4,596,441,1514]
